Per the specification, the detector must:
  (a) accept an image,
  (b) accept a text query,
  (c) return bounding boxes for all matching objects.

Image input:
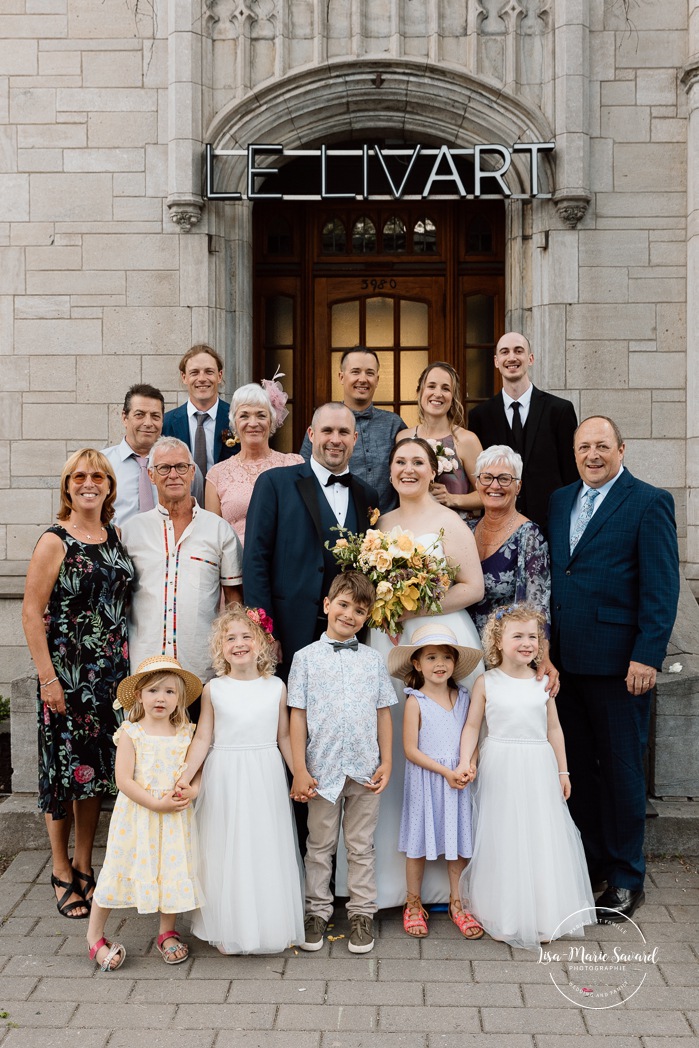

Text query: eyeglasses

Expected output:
[151,462,193,476]
[476,472,518,488]
[70,471,107,484]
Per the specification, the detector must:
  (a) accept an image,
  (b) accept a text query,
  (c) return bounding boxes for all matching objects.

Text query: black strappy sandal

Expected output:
[50,874,90,919]
[71,865,96,905]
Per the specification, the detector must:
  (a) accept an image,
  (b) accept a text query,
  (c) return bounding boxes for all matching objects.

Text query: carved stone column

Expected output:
[682,20,699,583]
[166,0,204,231]
[552,0,590,227]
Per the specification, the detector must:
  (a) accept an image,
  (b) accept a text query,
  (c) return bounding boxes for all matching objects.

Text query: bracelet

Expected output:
[558,771,569,776]
[40,677,58,688]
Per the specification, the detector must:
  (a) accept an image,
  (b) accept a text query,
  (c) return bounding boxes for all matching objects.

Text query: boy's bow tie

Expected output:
[331,638,359,652]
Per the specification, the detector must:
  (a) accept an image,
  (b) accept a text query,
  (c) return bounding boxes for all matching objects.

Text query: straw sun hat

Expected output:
[387,623,482,682]
[116,655,203,711]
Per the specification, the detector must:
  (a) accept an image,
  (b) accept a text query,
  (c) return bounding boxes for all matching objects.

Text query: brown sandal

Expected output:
[403,893,429,937]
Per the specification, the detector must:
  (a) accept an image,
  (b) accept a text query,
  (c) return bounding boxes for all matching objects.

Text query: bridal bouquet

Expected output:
[327,526,456,637]
[425,438,459,476]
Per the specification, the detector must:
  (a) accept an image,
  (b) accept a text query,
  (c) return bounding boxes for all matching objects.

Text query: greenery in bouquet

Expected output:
[327,525,456,637]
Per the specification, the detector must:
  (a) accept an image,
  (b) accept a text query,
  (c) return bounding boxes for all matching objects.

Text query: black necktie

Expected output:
[510,401,524,455]
[326,473,352,487]
[331,638,359,652]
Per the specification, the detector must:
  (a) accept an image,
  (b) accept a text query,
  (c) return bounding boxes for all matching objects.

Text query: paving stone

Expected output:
[0,977,38,1000]
[0,1002,77,1027]
[0,853,49,884]
[480,1006,586,1033]
[471,960,552,983]
[521,983,623,1008]
[322,1037,427,1048]
[31,977,134,1001]
[325,981,423,1005]
[129,979,231,1003]
[284,958,378,982]
[0,937,61,958]
[189,956,284,979]
[379,1005,479,1033]
[420,937,510,960]
[658,961,699,984]
[353,937,420,959]
[427,1039,533,1048]
[69,1003,176,1027]
[225,980,326,1004]
[174,1004,276,1029]
[0,919,38,937]
[0,884,33,916]
[1,1033,108,1048]
[426,982,523,1007]
[584,1009,693,1034]
[647,868,699,888]
[535,1039,642,1047]
[217,1036,320,1048]
[621,985,699,1008]
[0,955,90,977]
[276,1005,377,1031]
[377,960,473,982]
[108,1034,216,1048]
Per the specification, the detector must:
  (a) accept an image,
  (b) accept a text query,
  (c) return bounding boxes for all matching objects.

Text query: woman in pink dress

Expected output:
[205,375,302,546]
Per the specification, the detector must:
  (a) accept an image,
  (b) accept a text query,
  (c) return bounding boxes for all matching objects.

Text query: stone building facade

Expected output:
[0,0,696,693]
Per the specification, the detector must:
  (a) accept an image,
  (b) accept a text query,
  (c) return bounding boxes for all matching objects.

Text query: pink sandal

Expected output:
[403,893,429,937]
[89,936,126,972]
[157,930,189,964]
[449,898,484,940]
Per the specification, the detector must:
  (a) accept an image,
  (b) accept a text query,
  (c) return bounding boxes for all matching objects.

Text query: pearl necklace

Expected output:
[70,520,106,541]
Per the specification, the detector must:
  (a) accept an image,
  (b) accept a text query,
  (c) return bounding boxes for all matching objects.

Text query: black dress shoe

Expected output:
[595,885,645,923]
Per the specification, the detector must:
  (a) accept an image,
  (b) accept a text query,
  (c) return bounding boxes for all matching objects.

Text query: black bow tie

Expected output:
[326,473,352,487]
[331,638,359,652]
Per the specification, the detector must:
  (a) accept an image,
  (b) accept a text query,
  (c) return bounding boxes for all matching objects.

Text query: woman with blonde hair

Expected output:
[22,448,134,920]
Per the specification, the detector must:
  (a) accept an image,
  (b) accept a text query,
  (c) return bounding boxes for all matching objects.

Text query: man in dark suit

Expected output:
[243,402,379,681]
[468,331,578,535]
[549,416,680,921]
[162,344,236,476]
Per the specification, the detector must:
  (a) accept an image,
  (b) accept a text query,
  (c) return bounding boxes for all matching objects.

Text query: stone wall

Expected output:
[0,0,695,696]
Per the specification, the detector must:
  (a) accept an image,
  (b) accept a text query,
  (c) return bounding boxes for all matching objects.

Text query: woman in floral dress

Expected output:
[22,448,134,920]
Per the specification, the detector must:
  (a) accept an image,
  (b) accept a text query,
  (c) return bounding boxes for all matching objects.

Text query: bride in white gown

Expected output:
[336,436,485,909]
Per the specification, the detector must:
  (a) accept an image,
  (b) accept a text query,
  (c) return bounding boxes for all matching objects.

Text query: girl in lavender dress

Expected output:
[387,624,484,940]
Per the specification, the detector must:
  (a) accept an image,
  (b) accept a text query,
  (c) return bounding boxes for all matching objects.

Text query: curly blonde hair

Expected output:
[129,671,190,729]
[210,604,277,678]
[481,603,547,669]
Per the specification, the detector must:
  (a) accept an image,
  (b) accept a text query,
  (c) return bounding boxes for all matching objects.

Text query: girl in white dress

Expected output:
[177,605,304,954]
[459,604,596,951]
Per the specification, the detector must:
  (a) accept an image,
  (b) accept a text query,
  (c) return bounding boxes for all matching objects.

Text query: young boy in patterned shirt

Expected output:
[288,571,397,954]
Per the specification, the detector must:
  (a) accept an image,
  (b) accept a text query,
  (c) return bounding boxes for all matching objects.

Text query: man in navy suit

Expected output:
[243,402,379,682]
[549,416,680,920]
[468,331,578,535]
[162,344,236,476]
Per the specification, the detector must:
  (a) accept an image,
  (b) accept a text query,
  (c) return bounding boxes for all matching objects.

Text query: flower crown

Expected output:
[246,607,274,636]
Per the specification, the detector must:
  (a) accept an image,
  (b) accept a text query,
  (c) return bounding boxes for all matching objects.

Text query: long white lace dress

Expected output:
[336,533,484,909]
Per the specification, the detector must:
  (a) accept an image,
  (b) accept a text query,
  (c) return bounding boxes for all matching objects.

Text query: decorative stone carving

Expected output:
[553,192,590,228]
[205,0,276,40]
[167,195,204,232]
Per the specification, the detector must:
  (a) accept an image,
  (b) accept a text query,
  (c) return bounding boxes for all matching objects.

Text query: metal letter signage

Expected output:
[204,141,555,201]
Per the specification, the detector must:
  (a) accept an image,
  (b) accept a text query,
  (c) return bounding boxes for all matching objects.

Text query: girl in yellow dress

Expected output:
[86,656,204,971]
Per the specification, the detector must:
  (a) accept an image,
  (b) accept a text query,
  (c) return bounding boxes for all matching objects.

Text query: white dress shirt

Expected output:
[502,383,533,428]
[187,399,219,473]
[121,500,243,681]
[103,438,204,526]
[309,456,350,526]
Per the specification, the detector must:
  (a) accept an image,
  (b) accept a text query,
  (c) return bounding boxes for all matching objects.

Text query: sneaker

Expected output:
[300,914,327,952]
[348,913,375,954]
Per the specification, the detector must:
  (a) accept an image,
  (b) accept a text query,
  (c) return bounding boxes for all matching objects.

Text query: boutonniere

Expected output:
[368,506,380,526]
[221,428,239,448]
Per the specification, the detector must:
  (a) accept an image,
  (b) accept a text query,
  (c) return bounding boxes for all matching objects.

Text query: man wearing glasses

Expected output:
[468,331,578,536]
[121,436,242,684]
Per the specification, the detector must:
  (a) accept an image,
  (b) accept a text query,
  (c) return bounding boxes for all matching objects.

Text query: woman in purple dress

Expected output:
[401,362,482,518]
[468,445,558,687]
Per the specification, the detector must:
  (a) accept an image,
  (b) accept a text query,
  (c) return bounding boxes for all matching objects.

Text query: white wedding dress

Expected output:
[336,532,484,909]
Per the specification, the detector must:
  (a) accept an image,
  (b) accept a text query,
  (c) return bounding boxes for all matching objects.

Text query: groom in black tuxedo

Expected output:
[243,402,379,681]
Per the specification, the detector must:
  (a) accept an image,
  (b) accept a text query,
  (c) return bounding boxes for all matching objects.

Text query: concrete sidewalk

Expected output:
[0,851,698,1048]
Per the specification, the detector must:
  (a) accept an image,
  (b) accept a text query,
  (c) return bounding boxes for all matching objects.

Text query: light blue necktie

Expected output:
[570,489,600,552]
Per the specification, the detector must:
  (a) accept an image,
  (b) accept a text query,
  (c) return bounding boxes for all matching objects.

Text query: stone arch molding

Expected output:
[205,59,556,200]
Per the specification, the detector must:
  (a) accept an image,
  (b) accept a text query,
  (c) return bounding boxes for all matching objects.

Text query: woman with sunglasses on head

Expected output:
[22,448,134,921]
[468,445,558,690]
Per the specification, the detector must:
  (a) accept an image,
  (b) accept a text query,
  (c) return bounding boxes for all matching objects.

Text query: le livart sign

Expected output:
[204,141,555,201]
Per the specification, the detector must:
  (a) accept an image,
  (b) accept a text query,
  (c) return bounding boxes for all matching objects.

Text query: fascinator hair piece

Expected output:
[261,366,290,430]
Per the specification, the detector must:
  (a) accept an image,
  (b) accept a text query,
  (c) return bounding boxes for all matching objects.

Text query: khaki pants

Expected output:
[305,776,380,920]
